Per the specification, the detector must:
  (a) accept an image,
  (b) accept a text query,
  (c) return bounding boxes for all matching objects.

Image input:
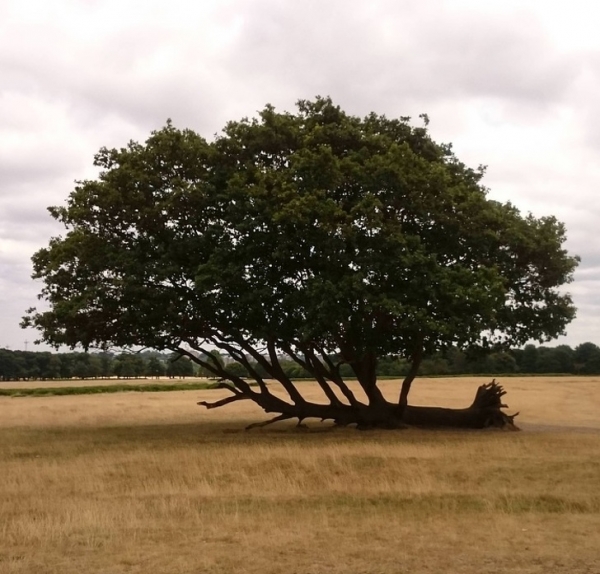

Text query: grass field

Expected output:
[2,377,600,573]
[0,377,211,390]
[0,381,222,397]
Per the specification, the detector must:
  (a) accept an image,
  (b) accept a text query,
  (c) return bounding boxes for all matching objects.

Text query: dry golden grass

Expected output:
[1,377,600,573]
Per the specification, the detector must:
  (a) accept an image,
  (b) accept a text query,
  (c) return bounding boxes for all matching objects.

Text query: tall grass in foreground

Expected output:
[1,378,600,573]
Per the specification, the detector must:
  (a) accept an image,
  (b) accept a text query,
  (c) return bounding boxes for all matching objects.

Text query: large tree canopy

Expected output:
[24,97,579,428]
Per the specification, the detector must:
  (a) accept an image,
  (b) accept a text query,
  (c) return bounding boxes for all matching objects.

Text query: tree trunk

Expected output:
[197,377,519,431]
[403,380,520,429]
[398,338,424,411]
[402,405,518,429]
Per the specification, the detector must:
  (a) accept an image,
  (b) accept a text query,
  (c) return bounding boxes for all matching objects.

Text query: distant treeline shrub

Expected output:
[0,350,194,381]
[2,343,600,382]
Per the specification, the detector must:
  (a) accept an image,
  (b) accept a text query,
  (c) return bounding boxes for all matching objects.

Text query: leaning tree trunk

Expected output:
[402,380,520,430]
[197,377,519,431]
[176,342,518,431]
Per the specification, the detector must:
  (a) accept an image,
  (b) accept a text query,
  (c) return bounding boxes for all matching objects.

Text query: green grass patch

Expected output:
[0,382,223,397]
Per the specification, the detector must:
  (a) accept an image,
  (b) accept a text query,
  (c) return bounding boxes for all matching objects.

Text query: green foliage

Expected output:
[146,356,166,378]
[113,353,146,378]
[574,342,600,374]
[22,98,579,396]
[0,349,170,381]
[166,353,195,378]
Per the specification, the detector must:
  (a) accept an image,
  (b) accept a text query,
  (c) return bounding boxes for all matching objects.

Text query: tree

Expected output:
[486,352,518,374]
[166,354,195,378]
[113,353,140,379]
[551,345,575,373]
[146,356,166,378]
[514,344,539,373]
[72,353,92,379]
[0,350,21,381]
[23,98,579,429]
[574,343,600,374]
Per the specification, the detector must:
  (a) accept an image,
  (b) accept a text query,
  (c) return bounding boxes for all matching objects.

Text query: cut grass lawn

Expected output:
[1,377,600,574]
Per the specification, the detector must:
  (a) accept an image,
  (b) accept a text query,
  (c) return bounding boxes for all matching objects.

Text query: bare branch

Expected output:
[398,333,424,408]
[222,335,305,405]
[313,344,360,408]
[206,337,271,396]
[171,344,256,397]
[300,347,342,406]
[198,394,248,409]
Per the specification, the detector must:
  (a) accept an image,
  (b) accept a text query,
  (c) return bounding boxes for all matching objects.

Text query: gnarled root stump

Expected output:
[402,380,520,430]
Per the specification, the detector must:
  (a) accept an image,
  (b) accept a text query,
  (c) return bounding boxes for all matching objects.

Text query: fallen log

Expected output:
[402,380,520,430]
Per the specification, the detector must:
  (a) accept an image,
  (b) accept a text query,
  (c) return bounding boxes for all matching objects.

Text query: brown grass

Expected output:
[1,377,600,573]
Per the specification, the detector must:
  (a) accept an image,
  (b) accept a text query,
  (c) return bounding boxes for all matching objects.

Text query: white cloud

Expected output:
[1,0,599,350]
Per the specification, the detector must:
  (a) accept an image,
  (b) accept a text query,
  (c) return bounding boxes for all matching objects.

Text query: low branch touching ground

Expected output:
[197,377,520,431]
[197,394,248,410]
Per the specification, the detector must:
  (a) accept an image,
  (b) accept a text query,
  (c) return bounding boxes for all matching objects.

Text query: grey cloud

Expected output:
[0,0,599,349]
[0,159,79,190]
[567,53,600,151]
[0,211,62,243]
[1,0,582,140]
[221,0,582,118]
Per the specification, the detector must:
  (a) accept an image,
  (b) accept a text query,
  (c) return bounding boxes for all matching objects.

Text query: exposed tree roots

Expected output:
[197,379,520,431]
[403,381,520,430]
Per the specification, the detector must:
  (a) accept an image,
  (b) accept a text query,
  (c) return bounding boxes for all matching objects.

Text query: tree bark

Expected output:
[196,374,519,431]
[398,335,424,411]
[403,379,519,429]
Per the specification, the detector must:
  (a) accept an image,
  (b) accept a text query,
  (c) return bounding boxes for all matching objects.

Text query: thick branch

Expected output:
[350,351,385,407]
[224,334,305,405]
[403,380,520,430]
[313,344,361,408]
[198,394,248,409]
[173,345,256,397]
[266,338,308,405]
[206,337,271,396]
[286,344,342,406]
[196,379,248,409]
[398,334,424,409]
[281,342,359,408]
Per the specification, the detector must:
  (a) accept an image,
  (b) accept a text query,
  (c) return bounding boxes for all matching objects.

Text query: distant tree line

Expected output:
[0,350,195,381]
[2,343,600,382]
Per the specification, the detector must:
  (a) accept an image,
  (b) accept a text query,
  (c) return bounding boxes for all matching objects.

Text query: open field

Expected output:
[2,377,600,573]
[0,382,222,398]
[0,376,210,390]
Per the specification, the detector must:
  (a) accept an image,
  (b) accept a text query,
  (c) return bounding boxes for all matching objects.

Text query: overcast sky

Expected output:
[1,0,599,351]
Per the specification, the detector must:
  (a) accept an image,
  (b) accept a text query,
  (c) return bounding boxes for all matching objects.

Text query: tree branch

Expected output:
[301,346,343,406]
[225,334,305,405]
[172,344,256,397]
[313,344,360,408]
[350,351,385,407]
[198,394,248,409]
[398,334,424,409]
[279,342,339,406]
[207,337,271,396]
